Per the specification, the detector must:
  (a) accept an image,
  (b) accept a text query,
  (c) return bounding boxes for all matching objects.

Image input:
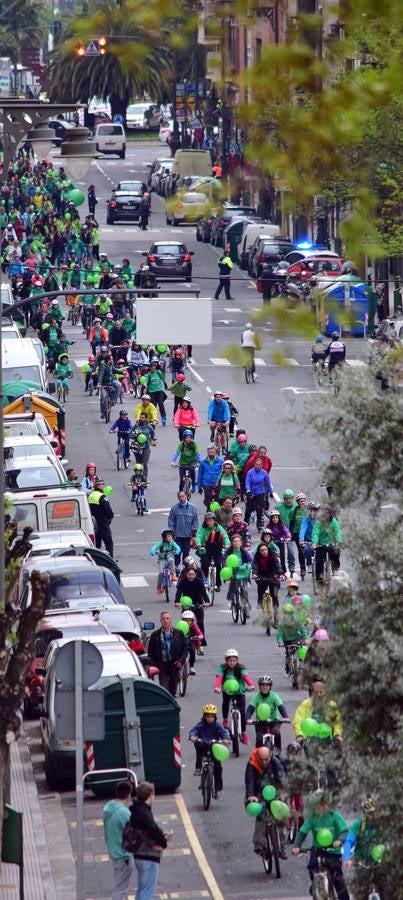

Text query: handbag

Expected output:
[122,821,143,854]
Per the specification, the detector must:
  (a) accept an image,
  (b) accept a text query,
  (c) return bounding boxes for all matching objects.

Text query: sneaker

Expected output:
[193,768,201,776]
[222,719,229,728]
[161,418,166,426]
[215,586,221,593]
[156,587,163,595]
[214,781,223,793]
[189,667,196,676]
[241,733,249,746]
[280,842,288,860]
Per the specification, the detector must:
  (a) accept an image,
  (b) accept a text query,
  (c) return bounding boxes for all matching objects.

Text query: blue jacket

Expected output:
[207,399,230,423]
[245,468,273,496]
[197,456,223,488]
[110,417,132,433]
[189,719,230,742]
[299,515,315,542]
[168,500,199,538]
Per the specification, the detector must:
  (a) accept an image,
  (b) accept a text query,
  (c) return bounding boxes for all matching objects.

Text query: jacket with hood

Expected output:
[197,455,223,488]
[173,405,201,428]
[103,800,131,860]
[244,748,285,799]
[244,452,272,476]
[128,798,167,862]
[292,696,343,739]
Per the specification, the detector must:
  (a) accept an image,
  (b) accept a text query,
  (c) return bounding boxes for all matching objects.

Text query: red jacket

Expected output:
[244,452,272,476]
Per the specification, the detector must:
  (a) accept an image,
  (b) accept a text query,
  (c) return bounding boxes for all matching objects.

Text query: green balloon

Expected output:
[180,596,193,608]
[371,844,385,862]
[68,188,85,206]
[256,703,271,722]
[223,678,240,695]
[297,646,308,661]
[300,717,320,738]
[139,376,147,384]
[226,553,240,570]
[316,827,334,848]
[246,801,263,817]
[220,566,233,582]
[211,742,230,762]
[270,800,290,821]
[103,485,113,496]
[174,620,189,636]
[283,603,294,614]
[137,433,147,444]
[262,784,277,802]
[302,594,312,608]
[317,723,332,740]
[65,212,71,220]
[156,345,168,352]
[209,501,220,512]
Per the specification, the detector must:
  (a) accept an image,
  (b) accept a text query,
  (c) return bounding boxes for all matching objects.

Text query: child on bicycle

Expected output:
[224,535,252,613]
[195,511,230,590]
[150,529,179,595]
[55,352,73,396]
[277,605,309,674]
[299,501,320,571]
[109,409,133,460]
[189,704,230,791]
[82,354,98,394]
[245,675,289,750]
[129,463,148,510]
[175,562,210,647]
[181,609,203,675]
[292,791,349,900]
[215,648,254,745]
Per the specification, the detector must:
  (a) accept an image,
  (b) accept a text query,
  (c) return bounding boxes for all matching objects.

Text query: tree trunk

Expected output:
[109,90,130,126]
[0,741,10,852]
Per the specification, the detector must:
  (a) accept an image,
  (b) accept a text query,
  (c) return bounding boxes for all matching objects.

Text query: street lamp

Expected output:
[59,126,97,180]
[26,124,54,161]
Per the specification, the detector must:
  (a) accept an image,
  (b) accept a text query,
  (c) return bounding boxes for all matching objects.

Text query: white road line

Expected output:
[73,359,88,368]
[224,307,242,312]
[206,386,212,393]
[121,575,149,588]
[346,359,367,367]
[188,364,204,383]
[255,358,266,366]
[284,358,300,366]
[209,357,232,365]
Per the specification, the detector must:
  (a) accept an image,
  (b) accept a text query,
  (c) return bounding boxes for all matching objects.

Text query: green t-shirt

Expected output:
[217,472,239,499]
[176,441,199,466]
[348,818,379,861]
[298,810,348,853]
[216,664,249,694]
[249,690,284,721]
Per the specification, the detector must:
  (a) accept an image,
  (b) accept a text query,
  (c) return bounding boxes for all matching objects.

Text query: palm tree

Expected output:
[48,0,174,120]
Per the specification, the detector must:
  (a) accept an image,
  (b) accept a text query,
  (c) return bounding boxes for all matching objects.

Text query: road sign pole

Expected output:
[75,642,84,900]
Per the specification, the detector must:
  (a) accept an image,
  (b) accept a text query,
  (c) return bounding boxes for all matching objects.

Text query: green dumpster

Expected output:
[87,677,181,796]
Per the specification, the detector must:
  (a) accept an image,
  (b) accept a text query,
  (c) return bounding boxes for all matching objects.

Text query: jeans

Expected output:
[135,858,159,900]
[112,857,134,900]
[174,536,191,568]
[245,493,266,529]
[214,277,232,299]
[150,390,166,421]
[292,535,306,574]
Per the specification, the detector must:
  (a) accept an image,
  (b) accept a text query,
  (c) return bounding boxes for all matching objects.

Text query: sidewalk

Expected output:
[0,732,56,900]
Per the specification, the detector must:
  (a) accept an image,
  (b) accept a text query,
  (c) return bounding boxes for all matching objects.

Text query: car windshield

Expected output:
[4,444,48,460]
[310,259,341,272]
[2,365,41,383]
[98,125,123,135]
[98,609,137,633]
[183,193,207,203]
[127,104,149,114]
[152,244,185,255]
[5,466,62,490]
[46,596,112,610]
[117,182,142,192]
[4,423,38,437]
[115,194,141,202]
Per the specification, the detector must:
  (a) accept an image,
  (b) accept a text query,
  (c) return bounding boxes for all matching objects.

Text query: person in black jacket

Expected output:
[129,781,171,898]
[175,563,210,646]
[244,745,288,858]
[147,611,188,696]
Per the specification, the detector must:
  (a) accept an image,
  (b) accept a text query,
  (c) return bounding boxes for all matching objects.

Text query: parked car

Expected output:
[126,103,161,130]
[94,123,126,158]
[166,191,209,225]
[238,221,280,269]
[19,556,125,609]
[3,412,54,444]
[4,454,67,492]
[287,254,343,282]
[24,529,94,559]
[158,162,174,197]
[147,157,169,188]
[159,119,173,143]
[250,238,295,279]
[210,205,257,247]
[40,634,147,787]
[149,159,171,192]
[283,247,340,266]
[47,118,76,147]
[5,487,94,538]
[106,189,142,224]
[144,241,193,281]
[1,321,22,340]
[4,435,59,463]
[96,605,146,656]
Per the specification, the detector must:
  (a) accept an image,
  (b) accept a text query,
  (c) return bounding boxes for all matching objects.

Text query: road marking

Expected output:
[282,386,326,395]
[121,575,148,588]
[188,364,204,383]
[209,357,231,366]
[224,307,242,312]
[175,795,225,900]
[284,357,300,366]
[254,358,266,366]
[346,358,367,367]
[73,359,88,368]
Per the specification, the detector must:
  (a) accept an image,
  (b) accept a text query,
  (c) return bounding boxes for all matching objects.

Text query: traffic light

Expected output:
[98,37,107,55]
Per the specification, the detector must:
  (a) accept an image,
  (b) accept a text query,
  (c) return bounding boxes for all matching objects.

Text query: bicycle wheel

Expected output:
[262,821,273,875]
[105,400,111,424]
[239,590,247,625]
[201,766,213,810]
[116,445,122,471]
[183,476,192,500]
[231,598,239,623]
[312,871,332,900]
[178,667,187,697]
[208,566,215,606]
[164,573,170,603]
[270,824,281,878]
[231,714,240,758]
[287,813,298,844]
[323,554,332,589]
[311,554,319,595]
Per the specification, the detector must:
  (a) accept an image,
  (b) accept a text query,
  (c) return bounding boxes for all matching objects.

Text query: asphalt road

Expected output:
[25,141,362,900]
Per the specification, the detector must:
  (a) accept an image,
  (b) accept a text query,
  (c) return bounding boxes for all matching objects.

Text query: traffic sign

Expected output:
[55,640,103,689]
[55,689,105,741]
[85,40,101,56]
[113,114,124,124]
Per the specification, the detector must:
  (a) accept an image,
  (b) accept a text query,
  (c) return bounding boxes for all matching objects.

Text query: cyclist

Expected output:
[89,317,108,354]
[98,352,120,415]
[324,331,346,376]
[289,492,308,579]
[299,501,320,571]
[282,577,301,606]
[343,798,390,899]
[215,648,254,744]
[189,704,230,791]
[126,340,148,385]
[216,496,234,531]
[252,542,282,623]
[109,409,132,462]
[55,352,73,396]
[196,511,230,591]
[82,354,98,394]
[276,604,309,673]
[241,322,258,379]
[173,397,201,438]
[245,459,275,531]
[129,463,148,511]
[224,534,252,614]
[213,459,241,504]
[134,393,158,426]
[311,505,343,581]
[293,679,343,745]
[169,372,193,414]
[181,609,203,674]
[254,526,280,557]
[207,390,230,444]
[171,430,201,493]
[300,628,329,691]
[197,445,223,510]
[222,392,238,437]
[244,444,273,478]
[229,431,250,472]
[311,334,326,374]
[244,745,287,857]
[227,507,252,548]
[246,675,290,750]
[276,490,297,575]
[169,347,186,383]
[175,561,210,645]
[81,462,98,495]
[150,529,180,595]
[292,791,349,900]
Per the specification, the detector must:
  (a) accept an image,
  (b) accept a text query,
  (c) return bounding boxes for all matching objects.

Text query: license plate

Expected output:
[161,259,175,266]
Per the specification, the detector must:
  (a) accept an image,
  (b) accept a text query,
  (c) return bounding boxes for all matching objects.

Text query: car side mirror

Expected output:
[190,251,194,256]
[134,608,143,617]
[143,621,155,631]
[142,251,148,256]
[35,667,46,677]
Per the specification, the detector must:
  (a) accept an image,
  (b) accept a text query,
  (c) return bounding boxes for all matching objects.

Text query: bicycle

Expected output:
[261,804,282,879]
[70,302,81,327]
[57,381,68,404]
[182,466,194,500]
[287,793,304,843]
[230,578,250,625]
[312,358,326,386]
[250,719,286,753]
[228,696,243,757]
[285,642,304,689]
[116,432,130,470]
[328,363,343,397]
[178,655,190,697]
[212,423,228,456]
[194,740,219,811]
[311,850,337,899]
[100,385,113,423]
[312,546,333,595]
[160,557,172,603]
[134,485,147,516]
[244,349,256,384]
[207,559,216,606]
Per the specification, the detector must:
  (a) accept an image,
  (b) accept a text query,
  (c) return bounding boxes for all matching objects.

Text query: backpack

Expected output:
[122,820,143,854]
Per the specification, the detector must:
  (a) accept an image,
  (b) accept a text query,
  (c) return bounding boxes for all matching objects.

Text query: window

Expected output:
[46,499,81,530]
[5,467,62,490]
[98,125,124,136]
[255,38,262,62]
[2,365,41,384]
[10,503,38,531]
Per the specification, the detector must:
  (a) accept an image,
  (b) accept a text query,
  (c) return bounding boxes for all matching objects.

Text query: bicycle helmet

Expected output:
[237,434,248,443]
[86,462,96,471]
[307,501,320,510]
[261,527,273,536]
[150,356,159,363]
[331,331,339,339]
[182,429,193,437]
[203,704,218,715]
[225,648,238,658]
[258,675,273,685]
[222,459,234,467]
[183,556,196,566]
[174,348,183,355]
[295,492,307,501]
[161,529,174,539]
[120,409,128,415]
[88,355,96,362]
[232,507,242,516]
[142,394,151,400]
[313,629,329,641]
[283,489,294,499]
[182,609,195,620]
[205,511,216,521]
[93,317,101,324]
[315,335,324,342]
[287,579,299,589]
[133,463,143,471]
[100,345,108,352]
[106,312,114,319]
[269,509,280,518]
[117,358,125,365]
[222,392,230,399]
[142,265,150,272]
[287,742,303,755]
[214,390,223,396]
[176,373,185,382]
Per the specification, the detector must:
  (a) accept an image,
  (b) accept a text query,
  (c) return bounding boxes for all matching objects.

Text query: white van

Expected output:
[238,222,281,269]
[172,149,212,179]
[5,487,95,541]
[2,337,47,391]
[94,123,126,159]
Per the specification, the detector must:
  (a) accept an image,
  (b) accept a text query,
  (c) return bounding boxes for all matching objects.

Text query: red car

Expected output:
[287,254,343,282]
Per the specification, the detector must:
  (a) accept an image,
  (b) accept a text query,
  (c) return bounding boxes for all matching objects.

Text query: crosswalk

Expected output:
[72,357,367,370]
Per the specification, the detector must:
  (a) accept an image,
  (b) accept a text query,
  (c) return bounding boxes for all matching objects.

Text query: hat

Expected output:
[93,477,104,486]
[287,579,299,589]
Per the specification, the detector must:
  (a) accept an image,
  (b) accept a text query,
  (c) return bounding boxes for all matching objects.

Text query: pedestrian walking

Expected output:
[139,193,150,230]
[103,781,135,900]
[214,244,234,300]
[197,445,223,509]
[88,477,114,556]
[88,185,97,216]
[167,491,199,567]
[147,612,188,696]
[258,263,275,302]
[129,781,172,900]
